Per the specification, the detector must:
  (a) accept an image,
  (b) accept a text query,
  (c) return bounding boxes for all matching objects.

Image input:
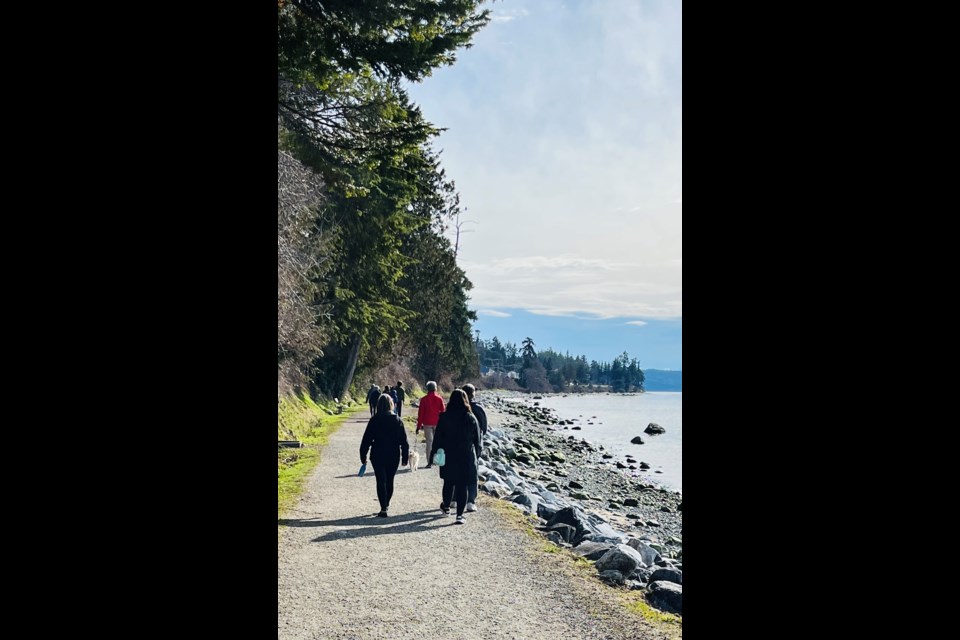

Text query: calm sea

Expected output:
[499,392,682,492]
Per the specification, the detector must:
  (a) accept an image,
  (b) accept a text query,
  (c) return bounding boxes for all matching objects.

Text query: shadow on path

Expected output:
[279,509,454,542]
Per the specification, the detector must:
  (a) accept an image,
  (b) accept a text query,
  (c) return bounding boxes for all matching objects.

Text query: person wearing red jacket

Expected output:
[416,381,446,469]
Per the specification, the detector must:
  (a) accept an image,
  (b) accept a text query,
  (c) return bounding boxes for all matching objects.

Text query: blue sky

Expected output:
[406,0,682,369]
[474,310,682,370]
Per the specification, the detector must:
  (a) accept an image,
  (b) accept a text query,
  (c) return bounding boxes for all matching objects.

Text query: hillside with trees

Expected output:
[278,1,493,401]
[474,336,650,393]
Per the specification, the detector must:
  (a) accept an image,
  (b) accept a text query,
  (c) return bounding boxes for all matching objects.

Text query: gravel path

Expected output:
[278,410,675,640]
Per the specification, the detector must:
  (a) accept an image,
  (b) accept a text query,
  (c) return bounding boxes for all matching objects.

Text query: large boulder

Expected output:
[647,581,682,614]
[547,523,577,543]
[596,544,646,575]
[511,492,541,512]
[538,488,559,503]
[644,423,666,435]
[537,502,561,521]
[482,481,511,498]
[649,567,682,585]
[626,539,662,566]
[546,507,600,545]
[544,531,564,546]
[573,541,615,561]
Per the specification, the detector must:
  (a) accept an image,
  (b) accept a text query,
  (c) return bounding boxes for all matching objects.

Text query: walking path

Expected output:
[278,410,675,640]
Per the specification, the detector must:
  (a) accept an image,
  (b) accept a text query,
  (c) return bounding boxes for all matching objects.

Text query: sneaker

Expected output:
[455,516,465,524]
[465,502,477,512]
[377,511,388,518]
[440,503,450,515]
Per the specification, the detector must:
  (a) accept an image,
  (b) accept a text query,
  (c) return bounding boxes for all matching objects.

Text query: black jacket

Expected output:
[431,407,481,484]
[469,401,488,436]
[360,411,409,466]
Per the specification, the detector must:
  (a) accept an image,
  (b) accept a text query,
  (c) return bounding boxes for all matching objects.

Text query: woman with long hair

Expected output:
[359,394,409,517]
[430,389,482,524]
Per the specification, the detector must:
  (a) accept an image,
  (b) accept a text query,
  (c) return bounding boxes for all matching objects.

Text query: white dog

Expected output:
[408,448,421,471]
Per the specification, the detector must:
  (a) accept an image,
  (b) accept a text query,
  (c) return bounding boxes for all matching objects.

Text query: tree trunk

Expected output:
[339,334,361,400]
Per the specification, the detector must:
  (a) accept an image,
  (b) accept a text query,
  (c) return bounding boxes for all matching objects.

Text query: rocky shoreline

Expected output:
[476,392,683,615]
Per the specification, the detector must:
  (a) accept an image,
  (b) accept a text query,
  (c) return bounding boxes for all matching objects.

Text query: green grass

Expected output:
[624,595,683,627]
[278,393,360,517]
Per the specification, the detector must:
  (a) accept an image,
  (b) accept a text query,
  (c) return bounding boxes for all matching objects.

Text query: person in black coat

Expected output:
[360,394,409,517]
[430,389,481,524]
[461,384,487,512]
[394,381,405,417]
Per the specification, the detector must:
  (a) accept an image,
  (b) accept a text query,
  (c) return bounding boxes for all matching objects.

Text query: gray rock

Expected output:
[537,502,561,521]
[647,581,682,614]
[568,480,584,489]
[573,541,615,561]
[548,523,577,543]
[626,539,662,566]
[544,531,564,545]
[630,436,645,444]
[644,423,666,435]
[633,566,655,583]
[598,570,625,585]
[596,544,647,575]
[511,492,540,510]
[538,488,559,503]
[580,533,625,546]
[546,506,602,545]
[623,498,639,507]
[647,519,661,527]
[482,481,511,498]
[649,568,682,585]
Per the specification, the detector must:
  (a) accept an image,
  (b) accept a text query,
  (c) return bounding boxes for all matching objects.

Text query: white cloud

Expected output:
[625,320,648,327]
[463,253,682,319]
[491,8,530,23]
[478,309,511,317]
[408,0,681,322]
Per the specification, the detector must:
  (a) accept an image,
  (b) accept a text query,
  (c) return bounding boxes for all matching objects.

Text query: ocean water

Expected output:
[500,392,682,492]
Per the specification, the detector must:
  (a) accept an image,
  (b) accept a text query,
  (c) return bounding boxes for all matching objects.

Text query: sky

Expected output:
[405,0,682,370]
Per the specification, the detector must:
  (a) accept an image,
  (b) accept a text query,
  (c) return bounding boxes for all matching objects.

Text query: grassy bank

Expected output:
[278,393,359,517]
